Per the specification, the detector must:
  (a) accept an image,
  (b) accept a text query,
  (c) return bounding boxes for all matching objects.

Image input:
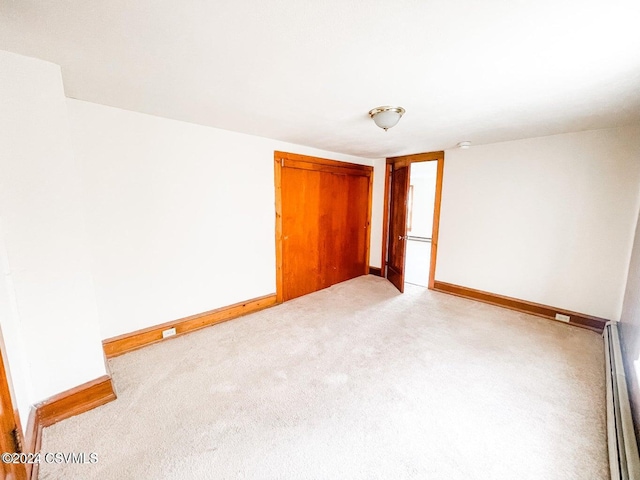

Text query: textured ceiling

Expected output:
[1,0,639,158]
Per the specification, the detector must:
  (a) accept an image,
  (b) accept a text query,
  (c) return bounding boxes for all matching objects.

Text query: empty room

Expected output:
[1,1,640,479]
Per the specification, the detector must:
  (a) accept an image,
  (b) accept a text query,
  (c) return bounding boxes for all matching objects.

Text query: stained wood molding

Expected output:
[365,172,374,277]
[428,159,444,290]
[23,376,115,479]
[433,281,607,332]
[380,163,392,272]
[274,155,284,304]
[282,158,371,177]
[37,376,116,428]
[24,408,42,480]
[368,267,382,277]
[103,294,277,358]
[276,151,373,173]
[387,151,445,167]
[382,151,445,290]
[0,325,28,479]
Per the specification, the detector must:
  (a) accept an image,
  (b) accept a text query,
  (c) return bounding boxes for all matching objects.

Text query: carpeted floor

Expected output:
[39,276,608,479]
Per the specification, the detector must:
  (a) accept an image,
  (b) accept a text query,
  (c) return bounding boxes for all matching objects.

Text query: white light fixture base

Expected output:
[369,106,405,131]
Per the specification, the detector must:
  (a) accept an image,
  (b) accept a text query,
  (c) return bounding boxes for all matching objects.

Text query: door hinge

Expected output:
[11,427,22,453]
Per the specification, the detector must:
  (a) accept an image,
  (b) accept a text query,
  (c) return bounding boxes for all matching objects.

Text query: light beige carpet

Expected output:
[39,276,608,479]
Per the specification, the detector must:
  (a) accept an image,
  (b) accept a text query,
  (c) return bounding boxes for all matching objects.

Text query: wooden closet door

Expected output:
[281,166,322,301]
[330,173,369,284]
[277,153,372,302]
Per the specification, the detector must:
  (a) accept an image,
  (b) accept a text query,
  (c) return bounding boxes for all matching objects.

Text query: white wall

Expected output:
[66,99,383,339]
[370,158,387,268]
[0,233,32,427]
[437,125,640,320]
[0,51,107,422]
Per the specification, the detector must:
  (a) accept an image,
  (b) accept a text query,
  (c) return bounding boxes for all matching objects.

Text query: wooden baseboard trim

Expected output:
[23,376,115,479]
[368,266,382,277]
[102,293,278,358]
[432,281,608,333]
[37,375,116,428]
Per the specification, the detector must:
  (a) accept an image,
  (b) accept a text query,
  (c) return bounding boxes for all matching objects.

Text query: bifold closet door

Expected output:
[277,153,372,302]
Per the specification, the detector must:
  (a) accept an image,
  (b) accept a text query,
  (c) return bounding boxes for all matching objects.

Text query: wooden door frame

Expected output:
[0,327,27,480]
[274,151,374,304]
[380,163,392,276]
[382,151,445,290]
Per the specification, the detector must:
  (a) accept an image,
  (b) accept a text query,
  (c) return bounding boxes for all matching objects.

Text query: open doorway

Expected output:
[404,161,438,287]
[382,151,444,293]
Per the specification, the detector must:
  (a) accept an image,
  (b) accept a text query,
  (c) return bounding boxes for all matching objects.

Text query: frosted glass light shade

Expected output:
[369,106,405,131]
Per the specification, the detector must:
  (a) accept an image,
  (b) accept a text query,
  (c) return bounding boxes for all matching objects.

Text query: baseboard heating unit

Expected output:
[604,322,640,480]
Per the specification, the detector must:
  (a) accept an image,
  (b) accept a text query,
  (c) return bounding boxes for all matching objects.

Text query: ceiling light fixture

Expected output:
[369,106,405,131]
[457,141,471,149]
